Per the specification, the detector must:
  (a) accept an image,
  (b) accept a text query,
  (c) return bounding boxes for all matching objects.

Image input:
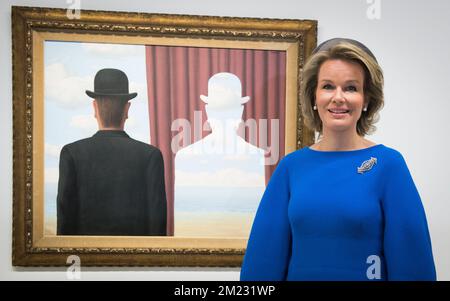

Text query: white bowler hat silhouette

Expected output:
[200,72,250,109]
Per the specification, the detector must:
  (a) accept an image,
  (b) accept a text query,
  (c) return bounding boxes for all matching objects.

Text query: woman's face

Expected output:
[315,59,366,135]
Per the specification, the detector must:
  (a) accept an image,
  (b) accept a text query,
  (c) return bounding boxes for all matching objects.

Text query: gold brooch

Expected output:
[357,157,377,174]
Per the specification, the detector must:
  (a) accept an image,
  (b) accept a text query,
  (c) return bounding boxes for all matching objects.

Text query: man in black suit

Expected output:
[57,68,167,236]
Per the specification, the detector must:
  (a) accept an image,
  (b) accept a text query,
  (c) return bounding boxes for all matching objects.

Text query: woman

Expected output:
[240,38,436,281]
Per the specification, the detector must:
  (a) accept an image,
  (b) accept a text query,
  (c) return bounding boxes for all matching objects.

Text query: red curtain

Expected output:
[145,46,286,236]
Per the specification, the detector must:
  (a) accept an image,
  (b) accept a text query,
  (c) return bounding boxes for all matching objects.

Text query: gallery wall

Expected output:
[1,0,449,280]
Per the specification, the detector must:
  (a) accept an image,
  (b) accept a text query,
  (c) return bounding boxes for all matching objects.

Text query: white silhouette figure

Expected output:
[174,72,265,237]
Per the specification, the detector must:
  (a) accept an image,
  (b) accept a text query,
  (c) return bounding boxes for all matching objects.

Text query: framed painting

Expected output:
[12,6,316,266]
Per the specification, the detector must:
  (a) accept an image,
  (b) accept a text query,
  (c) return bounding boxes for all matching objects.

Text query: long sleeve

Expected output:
[56,146,79,235]
[382,151,436,280]
[146,148,167,236]
[240,158,292,280]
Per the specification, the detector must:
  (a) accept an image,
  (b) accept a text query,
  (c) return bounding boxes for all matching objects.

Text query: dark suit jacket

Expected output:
[57,130,167,236]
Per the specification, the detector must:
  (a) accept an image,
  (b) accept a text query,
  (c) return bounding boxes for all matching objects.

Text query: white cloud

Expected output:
[130,132,150,144]
[45,143,62,158]
[129,81,148,102]
[45,63,93,109]
[223,152,264,162]
[69,114,97,134]
[175,168,265,188]
[82,43,143,58]
[125,116,138,130]
[45,62,148,110]
[45,168,59,184]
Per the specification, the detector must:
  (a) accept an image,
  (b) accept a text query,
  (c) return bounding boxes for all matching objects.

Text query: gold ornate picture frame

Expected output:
[12,6,316,266]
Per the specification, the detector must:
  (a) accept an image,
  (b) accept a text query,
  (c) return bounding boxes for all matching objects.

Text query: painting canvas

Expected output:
[43,41,287,239]
[12,6,316,266]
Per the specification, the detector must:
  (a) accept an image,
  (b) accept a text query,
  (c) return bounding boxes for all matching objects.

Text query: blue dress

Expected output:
[240,144,436,281]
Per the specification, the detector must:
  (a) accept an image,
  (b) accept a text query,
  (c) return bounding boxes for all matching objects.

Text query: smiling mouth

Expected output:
[328,109,350,114]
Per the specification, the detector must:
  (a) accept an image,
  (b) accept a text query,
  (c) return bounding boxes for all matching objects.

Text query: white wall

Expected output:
[1,0,449,280]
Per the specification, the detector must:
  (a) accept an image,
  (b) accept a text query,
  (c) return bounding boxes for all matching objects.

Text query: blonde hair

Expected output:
[300,41,384,136]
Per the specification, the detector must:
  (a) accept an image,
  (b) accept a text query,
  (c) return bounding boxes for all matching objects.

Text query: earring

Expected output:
[313,105,317,110]
[363,107,367,112]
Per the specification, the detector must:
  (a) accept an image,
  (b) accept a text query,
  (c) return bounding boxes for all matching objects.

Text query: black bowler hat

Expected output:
[86,68,138,100]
